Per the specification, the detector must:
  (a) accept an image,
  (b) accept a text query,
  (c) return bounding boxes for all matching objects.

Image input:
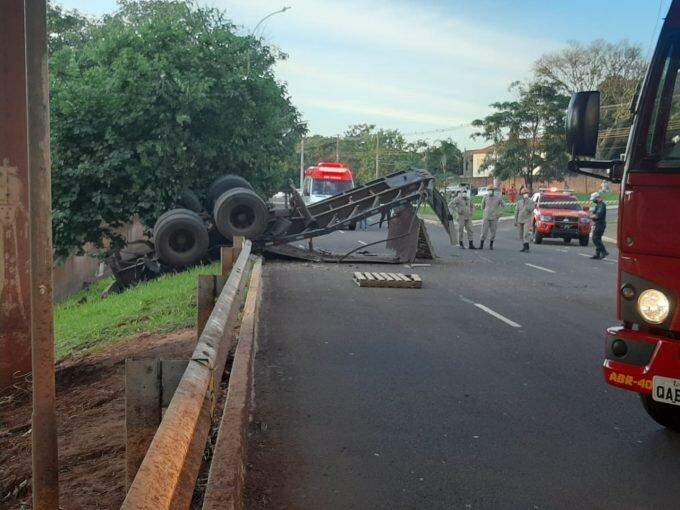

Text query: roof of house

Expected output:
[464,144,496,156]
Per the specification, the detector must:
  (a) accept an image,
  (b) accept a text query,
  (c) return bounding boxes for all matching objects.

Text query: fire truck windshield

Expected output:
[643,36,680,169]
[311,179,353,196]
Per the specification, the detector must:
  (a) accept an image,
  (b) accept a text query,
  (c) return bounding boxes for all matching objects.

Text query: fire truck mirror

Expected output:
[566,91,600,158]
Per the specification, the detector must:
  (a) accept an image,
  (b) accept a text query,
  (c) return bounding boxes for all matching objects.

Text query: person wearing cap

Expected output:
[589,192,609,259]
[450,188,476,249]
[479,184,505,249]
[514,187,535,252]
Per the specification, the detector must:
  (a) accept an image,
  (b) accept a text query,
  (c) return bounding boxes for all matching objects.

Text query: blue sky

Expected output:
[54,0,672,148]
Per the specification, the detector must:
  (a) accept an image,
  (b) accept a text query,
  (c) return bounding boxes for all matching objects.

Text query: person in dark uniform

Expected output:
[589,192,609,259]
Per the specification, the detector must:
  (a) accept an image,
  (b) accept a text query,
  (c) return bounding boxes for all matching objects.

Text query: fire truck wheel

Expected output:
[176,189,203,213]
[213,187,268,240]
[640,394,680,432]
[207,174,253,209]
[153,208,209,268]
[532,228,543,244]
[579,235,589,247]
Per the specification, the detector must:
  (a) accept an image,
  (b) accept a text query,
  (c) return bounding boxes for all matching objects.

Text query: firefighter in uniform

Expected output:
[589,192,609,259]
[479,184,505,250]
[514,187,535,252]
[450,189,476,249]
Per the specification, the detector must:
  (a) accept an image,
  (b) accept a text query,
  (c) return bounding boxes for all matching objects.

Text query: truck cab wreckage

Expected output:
[108,168,451,289]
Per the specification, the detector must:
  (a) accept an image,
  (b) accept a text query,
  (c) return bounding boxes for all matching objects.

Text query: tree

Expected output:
[533,39,646,95]
[47,1,91,52]
[534,39,646,160]
[49,0,304,257]
[471,81,570,189]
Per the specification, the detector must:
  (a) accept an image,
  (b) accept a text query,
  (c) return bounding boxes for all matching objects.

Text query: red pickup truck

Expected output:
[531,189,591,246]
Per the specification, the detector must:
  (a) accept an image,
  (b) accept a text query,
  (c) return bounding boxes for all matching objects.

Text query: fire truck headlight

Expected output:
[637,289,670,324]
[539,215,553,221]
[579,217,589,224]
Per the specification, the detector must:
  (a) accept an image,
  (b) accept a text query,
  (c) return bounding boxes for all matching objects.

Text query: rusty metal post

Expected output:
[0,0,32,390]
[25,1,60,507]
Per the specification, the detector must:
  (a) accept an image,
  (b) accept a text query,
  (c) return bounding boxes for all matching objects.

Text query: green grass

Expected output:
[54,262,219,359]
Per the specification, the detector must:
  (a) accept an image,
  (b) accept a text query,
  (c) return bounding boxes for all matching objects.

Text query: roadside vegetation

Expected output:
[54,262,218,359]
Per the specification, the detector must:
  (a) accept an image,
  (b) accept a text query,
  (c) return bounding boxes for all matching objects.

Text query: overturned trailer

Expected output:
[109,168,450,288]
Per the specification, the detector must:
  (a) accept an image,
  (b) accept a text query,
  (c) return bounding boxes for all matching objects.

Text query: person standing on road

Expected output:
[589,192,609,259]
[514,187,535,252]
[479,184,505,250]
[450,189,476,249]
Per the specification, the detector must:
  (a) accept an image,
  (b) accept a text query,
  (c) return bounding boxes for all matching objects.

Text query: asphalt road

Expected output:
[246,209,680,510]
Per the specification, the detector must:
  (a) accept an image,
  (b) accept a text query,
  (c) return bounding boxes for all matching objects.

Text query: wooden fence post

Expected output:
[125,359,161,490]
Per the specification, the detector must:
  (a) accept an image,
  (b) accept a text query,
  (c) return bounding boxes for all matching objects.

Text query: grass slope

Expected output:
[55,262,218,359]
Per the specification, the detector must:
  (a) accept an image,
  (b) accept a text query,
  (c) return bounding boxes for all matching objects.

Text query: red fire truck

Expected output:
[301,162,355,205]
[566,0,680,430]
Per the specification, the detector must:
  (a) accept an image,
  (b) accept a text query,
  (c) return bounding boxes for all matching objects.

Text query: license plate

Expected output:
[652,376,680,406]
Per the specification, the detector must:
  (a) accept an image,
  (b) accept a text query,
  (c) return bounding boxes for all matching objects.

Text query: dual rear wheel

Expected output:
[153,174,267,268]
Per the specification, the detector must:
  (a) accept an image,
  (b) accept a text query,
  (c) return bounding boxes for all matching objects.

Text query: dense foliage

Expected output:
[48,1,304,257]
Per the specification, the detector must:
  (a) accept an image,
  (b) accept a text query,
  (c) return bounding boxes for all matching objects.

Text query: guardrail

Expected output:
[121,239,261,509]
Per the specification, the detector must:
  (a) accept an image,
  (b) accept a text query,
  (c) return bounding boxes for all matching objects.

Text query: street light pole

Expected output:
[246,6,291,74]
[252,6,290,36]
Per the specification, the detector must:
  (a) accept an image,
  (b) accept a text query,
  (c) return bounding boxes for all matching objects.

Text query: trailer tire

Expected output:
[176,189,203,213]
[153,208,209,268]
[579,235,589,247]
[207,174,253,209]
[213,187,268,240]
[640,394,680,432]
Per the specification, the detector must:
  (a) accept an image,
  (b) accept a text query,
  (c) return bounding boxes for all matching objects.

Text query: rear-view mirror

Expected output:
[566,91,600,158]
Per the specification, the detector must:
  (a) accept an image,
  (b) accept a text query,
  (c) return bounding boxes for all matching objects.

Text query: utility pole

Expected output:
[1,1,59,508]
[375,132,380,178]
[336,135,340,162]
[299,137,304,190]
[26,1,59,507]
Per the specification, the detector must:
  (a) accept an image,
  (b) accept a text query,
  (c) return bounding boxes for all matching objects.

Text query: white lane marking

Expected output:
[578,252,616,263]
[603,236,617,244]
[357,240,367,245]
[525,263,556,274]
[474,303,522,328]
[477,255,493,263]
[338,230,345,234]
[555,248,568,253]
